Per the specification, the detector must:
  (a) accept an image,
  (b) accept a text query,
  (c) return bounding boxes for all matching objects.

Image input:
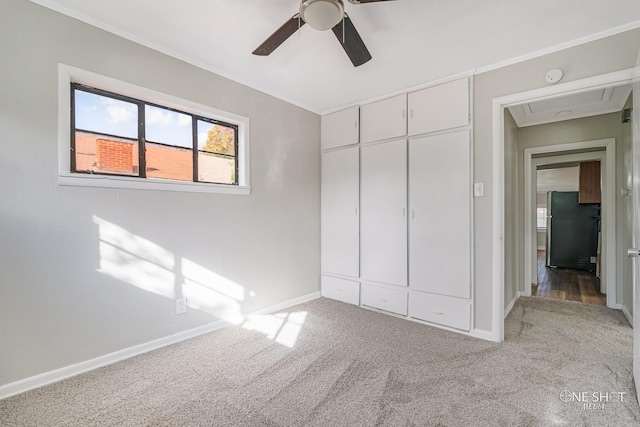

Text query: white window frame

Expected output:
[58,63,250,195]
[536,206,547,229]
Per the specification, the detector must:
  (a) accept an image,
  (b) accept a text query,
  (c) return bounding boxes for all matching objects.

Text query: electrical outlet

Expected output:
[176,298,187,314]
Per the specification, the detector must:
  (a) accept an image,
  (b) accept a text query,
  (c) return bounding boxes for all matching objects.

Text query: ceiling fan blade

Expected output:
[332,15,372,67]
[253,14,305,56]
[347,0,396,4]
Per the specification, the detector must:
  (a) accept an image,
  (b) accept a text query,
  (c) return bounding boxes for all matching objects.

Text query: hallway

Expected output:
[533,250,606,305]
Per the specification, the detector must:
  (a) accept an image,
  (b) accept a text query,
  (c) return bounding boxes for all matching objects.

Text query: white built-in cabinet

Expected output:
[408,130,472,330]
[409,130,471,298]
[361,283,408,316]
[321,106,359,150]
[321,77,473,333]
[321,146,359,278]
[322,276,360,306]
[360,94,407,144]
[408,78,469,135]
[360,139,407,287]
[321,107,361,306]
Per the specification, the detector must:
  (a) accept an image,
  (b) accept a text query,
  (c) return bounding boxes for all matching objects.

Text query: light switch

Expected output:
[474,182,484,197]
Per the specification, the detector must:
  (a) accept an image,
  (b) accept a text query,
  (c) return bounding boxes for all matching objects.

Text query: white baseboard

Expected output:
[248,292,320,317]
[470,328,500,342]
[504,293,521,319]
[0,291,321,400]
[537,246,546,250]
[621,304,633,325]
[608,302,623,310]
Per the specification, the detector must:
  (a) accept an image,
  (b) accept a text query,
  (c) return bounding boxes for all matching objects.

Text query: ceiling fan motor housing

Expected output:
[253,0,393,66]
[300,0,344,31]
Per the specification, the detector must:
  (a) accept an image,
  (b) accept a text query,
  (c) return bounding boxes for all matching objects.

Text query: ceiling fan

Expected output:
[252,0,396,67]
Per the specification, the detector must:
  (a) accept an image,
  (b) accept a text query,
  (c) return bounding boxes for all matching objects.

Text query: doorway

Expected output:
[533,160,605,305]
[492,68,636,342]
[523,143,615,306]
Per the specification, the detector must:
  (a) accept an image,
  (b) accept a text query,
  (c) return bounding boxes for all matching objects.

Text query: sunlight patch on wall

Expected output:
[182,258,244,301]
[94,216,246,321]
[242,311,307,348]
[182,257,244,321]
[94,216,175,299]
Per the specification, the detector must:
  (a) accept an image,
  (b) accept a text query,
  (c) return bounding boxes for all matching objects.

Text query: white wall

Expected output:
[474,27,640,333]
[0,0,320,387]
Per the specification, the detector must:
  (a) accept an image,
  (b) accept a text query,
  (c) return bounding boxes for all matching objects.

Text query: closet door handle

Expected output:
[628,248,640,257]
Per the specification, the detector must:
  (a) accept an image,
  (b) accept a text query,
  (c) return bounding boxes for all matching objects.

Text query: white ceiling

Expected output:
[31,0,640,114]
[508,84,632,127]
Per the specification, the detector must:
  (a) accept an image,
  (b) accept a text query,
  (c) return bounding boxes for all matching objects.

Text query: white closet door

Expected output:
[321,147,360,277]
[409,130,471,298]
[361,139,407,286]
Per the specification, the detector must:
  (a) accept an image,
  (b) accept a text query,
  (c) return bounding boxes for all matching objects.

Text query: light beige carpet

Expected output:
[1,296,638,426]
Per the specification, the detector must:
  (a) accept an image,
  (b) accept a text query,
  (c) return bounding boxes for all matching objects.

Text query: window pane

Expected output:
[74,90,138,139]
[198,152,235,184]
[145,105,192,148]
[146,142,193,182]
[536,208,547,228]
[197,120,235,156]
[74,132,139,176]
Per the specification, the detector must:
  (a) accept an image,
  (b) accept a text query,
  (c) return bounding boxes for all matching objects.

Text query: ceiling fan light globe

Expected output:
[300,0,344,31]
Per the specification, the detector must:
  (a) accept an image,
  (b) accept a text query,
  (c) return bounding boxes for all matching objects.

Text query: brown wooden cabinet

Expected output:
[579,161,601,204]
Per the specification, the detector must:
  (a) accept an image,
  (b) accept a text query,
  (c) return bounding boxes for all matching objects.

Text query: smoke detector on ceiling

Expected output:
[545,69,563,84]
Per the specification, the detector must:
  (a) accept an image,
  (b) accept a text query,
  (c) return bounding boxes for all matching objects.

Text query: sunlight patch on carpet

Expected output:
[242,311,308,348]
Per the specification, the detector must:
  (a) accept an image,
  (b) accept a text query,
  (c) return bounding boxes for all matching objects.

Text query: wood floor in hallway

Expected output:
[533,250,606,305]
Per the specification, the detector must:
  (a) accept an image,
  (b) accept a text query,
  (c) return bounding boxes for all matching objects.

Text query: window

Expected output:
[71,83,238,186]
[536,207,547,228]
[59,64,250,195]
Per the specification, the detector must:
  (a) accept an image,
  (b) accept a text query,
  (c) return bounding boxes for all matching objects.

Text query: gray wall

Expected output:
[503,110,519,310]
[474,27,640,332]
[0,0,320,386]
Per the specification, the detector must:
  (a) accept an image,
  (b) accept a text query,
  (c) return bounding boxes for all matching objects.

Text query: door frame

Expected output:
[523,145,614,305]
[492,68,634,341]
[631,48,640,405]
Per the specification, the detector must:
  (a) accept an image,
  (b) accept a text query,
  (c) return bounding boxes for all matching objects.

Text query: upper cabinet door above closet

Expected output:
[360,94,407,144]
[321,106,360,150]
[408,78,469,136]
